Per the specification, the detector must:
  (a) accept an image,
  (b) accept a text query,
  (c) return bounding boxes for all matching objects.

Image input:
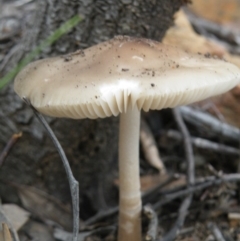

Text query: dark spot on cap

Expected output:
[122,68,129,72]
[176,64,179,68]
[95,96,98,99]
[151,83,155,87]
[63,55,73,62]
[152,71,155,77]
[72,49,85,57]
[79,50,85,57]
[42,93,45,98]
[204,53,211,58]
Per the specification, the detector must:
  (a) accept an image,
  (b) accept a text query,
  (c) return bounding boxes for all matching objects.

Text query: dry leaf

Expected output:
[140,174,186,192]
[228,213,240,228]
[20,221,55,241]
[116,173,186,193]
[140,119,166,174]
[0,223,12,241]
[163,10,226,55]
[2,204,29,231]
[140,174,169,192]
[189,0,240,29]
[16,184,73,231]
[163,10,240,127]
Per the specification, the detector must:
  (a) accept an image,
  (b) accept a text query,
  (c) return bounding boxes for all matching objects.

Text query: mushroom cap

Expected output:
[14,36,240,119]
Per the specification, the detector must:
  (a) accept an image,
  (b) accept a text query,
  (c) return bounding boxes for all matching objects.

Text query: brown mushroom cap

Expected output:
[14,36,240,119]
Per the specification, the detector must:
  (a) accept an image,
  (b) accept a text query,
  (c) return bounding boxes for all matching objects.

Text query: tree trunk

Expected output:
[0,0,189,216]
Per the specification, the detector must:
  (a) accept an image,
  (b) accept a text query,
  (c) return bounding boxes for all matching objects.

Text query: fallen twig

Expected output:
[0,132,22,168]
[166,129,240,156]
[174,108,195,186]
[143,205,158,241]
[161,196,192,241]
[185,8,240,54]
[153,173,240,210]
[54,225,116,241]
[142,174,180,204]
[180,106,240,141]
[27,100,79,241]
[84,207,118,226]
[207,222,226,241]
[160,107,195,241]
[85,175,178,226]
[86,173,240,230]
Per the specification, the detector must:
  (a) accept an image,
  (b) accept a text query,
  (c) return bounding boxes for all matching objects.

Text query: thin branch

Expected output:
[143,205,158,241]
[166,129,240,156]
[208,222,226,241]
[173,108,195,186]
[0,132,22,168]
[86,173,240,227]
[85,175,178,226]
[180,106,240,141]
[26,99,79,241]
[84,206,118,226]
[142,174,180,204]
[161,196,192,241]
[54,225,116,241]
[153,174,240,210]
[160,107,195,241]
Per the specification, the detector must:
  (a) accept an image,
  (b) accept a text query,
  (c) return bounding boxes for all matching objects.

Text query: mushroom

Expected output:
[14,36,240,241]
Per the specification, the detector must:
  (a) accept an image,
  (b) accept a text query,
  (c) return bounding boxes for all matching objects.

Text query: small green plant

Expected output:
[0,14,82,90]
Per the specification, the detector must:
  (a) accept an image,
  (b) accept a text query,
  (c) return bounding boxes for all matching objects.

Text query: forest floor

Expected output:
[1,0,240,240]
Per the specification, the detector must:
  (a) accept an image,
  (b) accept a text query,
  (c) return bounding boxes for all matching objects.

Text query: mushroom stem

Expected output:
[118,105,142,241]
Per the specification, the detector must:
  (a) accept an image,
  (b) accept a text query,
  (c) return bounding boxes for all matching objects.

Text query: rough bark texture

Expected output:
[0,0,189,216]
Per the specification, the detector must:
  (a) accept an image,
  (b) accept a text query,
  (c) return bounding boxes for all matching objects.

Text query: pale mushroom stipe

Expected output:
[14,36,240,241]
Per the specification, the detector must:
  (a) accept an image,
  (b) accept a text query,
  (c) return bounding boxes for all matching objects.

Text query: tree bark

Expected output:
[0,0,189,216]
